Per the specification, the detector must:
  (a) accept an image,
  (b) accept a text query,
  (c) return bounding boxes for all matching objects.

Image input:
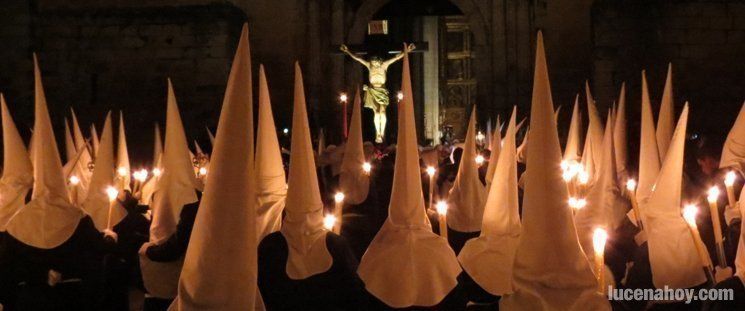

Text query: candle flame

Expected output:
[568,197,586,210]
[323,214,337,231]
[133,169,149,182]
[475,154,485,165]
[626,179,637,192]
[592,228,608,256]
[198,167,208,177]
[396,91,404,101]
[106,186,119,202]
[577,169,590,185]
[334,192,345,203]
[69,175,80,186]
[426,166,436,177]
[117,167,128,177]
[362,162,372,174]
[152,168,162,177]
[476,131,485,141]
[560,160,570,171]
[339,93,348,103]
[436,201,448,216]
[707,186,720,203]
[725,171,737,186]
[682,204,699,228]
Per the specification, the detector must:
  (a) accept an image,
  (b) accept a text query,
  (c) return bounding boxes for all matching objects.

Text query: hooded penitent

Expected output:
[154,123,163,166]
[499,32,609,311]
[516,128,529,164]
[0,95,33,231]
[564,95,582,162]
[575,112,628,259]
[138,123,163,206]
[656,64,674,160]
[171,24,257,310]
[637,71,661,202]
[720,103,745,172]
[206,127,215,148]
[117,111,131,191]
[255,64,287,239]
[66,108,93,202]
[279,63,332,280]
[458,106,519,296]
[447,106,487,233]
[6,55,84,249]
[645,104,708,289]
[140,79,200,299]
[81,112,127,231]
[736,187,745,285]
[339,88,370,205]
[614,83,628,178]
[358,45,461,308]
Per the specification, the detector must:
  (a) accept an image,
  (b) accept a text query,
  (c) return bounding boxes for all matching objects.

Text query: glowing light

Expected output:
[117,167,128,177]
[334,192,345,204]
[568,197,586,210]
[592,228,608,256]
[426,166,436,177]
[560,160,570,171]
[476,131,485,141]
[152,168,162,177]
[682,204,699,229]
[198,167,208,177]
[69,175,80,186]
[725,171,737,187]
[362,162,372,174]
[323,214,337,231]
[133,169,149,182]
[397,92,404,101]
[283,128,289,134]
[435,201,448,216]
[707,186,720,203]
[339,93,348,103]
[562,170,574,182]
[106,186,119,202]
[475,154,485,165]
[626,179,637,192]
[577,169,590,185]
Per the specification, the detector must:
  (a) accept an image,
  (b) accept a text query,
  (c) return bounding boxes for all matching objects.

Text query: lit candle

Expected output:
[475,154,485,166]
[682,204,716,284]
[333,192,345,234]
[577,168,590,196]
[339,92,348,138]
[396,91,404,101]
[133,169,148,193]
[707,187,727,268]
[593,228,608,294]
[198,167,208,178]
[68,175,80,205]
[724,171,737,208]
[152,168,162,178]
[105,186,119,230]
[323,214,336,231]
[625,179,643,230]
[476,131,485,143]
[362,162,372,175]
[436,201,448,239]
[426,166,436,211]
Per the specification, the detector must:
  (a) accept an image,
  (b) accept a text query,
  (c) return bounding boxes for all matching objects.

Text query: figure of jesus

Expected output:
[340,43,416,143]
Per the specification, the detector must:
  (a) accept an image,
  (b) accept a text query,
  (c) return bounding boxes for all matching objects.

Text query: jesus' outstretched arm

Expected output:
[340,44,370,69]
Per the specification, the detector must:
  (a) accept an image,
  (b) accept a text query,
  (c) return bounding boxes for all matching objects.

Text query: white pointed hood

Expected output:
[575,111,628,259]
[656,64,674,160]
[583,81,604,181]
[154,123,163,167]
[90,124,99,156]
[459,106,520,295]
[516,128,529,164]
[7,55,83,249]
[720,103,745,171]
[486,118,493,151]
[82,112,126,231]
[117,112,131,191]
[339,88,370,205]
[645,104,707,289]
[255,65,286,239]
[63,118,76,162]
[637,71,661,201]
[500,33,609,311]
[447,106,487,232]
[280,63,332,280]
[172,24,257,310]
[140,79,200,300]
[65,108,92,201]
[70,108,86,151]
[358,45,461,308]
[614,83,628,178]
[206,127,215,148]
[564,95,582,162]
[0,95,33,231]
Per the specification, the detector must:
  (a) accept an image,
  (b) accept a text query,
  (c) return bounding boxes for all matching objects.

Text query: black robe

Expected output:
[703,276,745,311]
[2,216,114,311]
[145,200,199,262]
[258,232,381,310]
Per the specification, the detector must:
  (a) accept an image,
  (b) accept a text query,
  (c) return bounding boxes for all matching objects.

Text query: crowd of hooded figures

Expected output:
[1,24,745,311]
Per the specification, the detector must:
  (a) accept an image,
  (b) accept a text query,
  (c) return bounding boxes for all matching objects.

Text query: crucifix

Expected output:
[340,43,417,143]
